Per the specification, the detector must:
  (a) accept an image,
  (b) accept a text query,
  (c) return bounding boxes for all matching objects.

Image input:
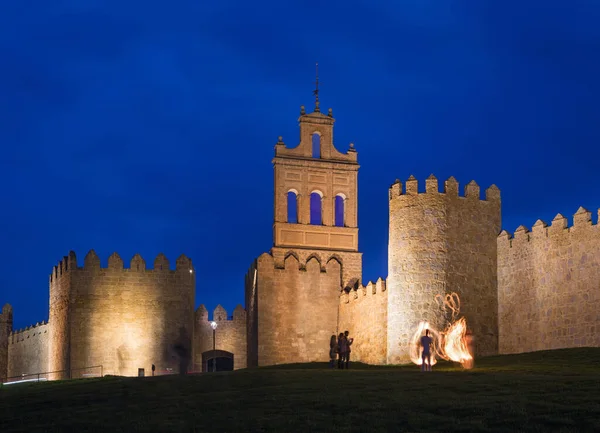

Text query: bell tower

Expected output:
[272,65,359,258]
[245,67,363,367]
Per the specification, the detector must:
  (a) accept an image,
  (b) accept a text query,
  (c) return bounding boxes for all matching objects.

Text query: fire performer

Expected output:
[420,329,433,372]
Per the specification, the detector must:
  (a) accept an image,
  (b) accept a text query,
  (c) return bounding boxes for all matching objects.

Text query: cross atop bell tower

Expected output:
[313,62,321,113]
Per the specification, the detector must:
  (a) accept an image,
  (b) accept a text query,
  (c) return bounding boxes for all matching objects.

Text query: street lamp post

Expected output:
[210,321,218,373]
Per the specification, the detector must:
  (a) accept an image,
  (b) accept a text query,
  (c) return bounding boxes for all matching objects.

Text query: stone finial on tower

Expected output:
[108,252,123,270]
[405,175,418,195]
[154,253,170,271]
[485,184,500,202]
[300,105,306,115]
[549,213,568,234]
[425,174,438,193]
[130,253,146,272]
[84,250,101,270]
[213,305,227,321]
[389,179,402,199]
[465,180,480,199]
[444,176,458,196]
[348,142,356,153]
[573,206,592,227]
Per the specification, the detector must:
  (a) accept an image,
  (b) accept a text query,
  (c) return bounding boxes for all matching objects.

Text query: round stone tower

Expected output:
[387,175,501,364]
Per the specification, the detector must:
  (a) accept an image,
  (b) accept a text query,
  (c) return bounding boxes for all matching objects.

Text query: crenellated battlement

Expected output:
[9,321,49,343]
[195,304,246,322]
[498,206,600,247]
[340,278,386,304]
[389,174,500,203]
[49,250,194,282]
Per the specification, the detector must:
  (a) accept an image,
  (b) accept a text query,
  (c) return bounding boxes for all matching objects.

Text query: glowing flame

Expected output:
[409,292,474,369]
[409,321,439,367]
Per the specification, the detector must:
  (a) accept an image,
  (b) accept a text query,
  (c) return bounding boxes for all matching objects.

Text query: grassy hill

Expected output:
[2,348,600,432]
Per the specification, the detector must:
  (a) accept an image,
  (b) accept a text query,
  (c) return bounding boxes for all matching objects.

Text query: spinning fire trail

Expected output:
[409,292,474,369]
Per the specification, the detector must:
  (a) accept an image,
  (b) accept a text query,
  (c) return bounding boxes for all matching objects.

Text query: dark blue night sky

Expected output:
[1,1,599,330]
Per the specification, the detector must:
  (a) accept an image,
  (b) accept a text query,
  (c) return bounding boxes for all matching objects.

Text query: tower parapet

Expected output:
[387,175,501,364]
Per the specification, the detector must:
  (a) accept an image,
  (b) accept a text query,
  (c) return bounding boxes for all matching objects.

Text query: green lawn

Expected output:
[2,348,600,432]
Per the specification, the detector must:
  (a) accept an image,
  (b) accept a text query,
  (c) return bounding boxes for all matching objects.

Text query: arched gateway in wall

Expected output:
[202,350,234,372]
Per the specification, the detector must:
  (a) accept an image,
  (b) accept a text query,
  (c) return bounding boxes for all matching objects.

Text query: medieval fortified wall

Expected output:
[3,250,197,380]
[498,207,600,353]
[387,175,501,364]
[3,99,600,377]
[194,304,247,371]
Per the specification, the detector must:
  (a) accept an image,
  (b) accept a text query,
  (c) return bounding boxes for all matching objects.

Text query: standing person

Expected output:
[337,333,346,369]
[420,329,433,372]
[329,335,338,369]
[343,330,354,369]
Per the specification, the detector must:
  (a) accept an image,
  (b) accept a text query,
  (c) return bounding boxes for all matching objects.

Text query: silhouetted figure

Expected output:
[152,364,156,377]
[420,329,433,372]
[329,335,338,368]
[337,333,346,369]
[343,330,354,369]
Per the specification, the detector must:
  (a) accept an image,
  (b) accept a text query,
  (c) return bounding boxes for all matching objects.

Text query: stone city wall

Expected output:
[7,321,49,378]
[49,250,195,378]
[193,305,247,371]
[338,278,387,365]
[498,207,600,354]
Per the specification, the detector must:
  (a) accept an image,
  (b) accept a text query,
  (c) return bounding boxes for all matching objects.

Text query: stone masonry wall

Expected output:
[387,175,501,364]
[193,305,247,371]
[7,322,49,378]
[0,304,13,380]
[66,250,195,377]
[338,278,387,365]
[498,207,600,354]
[48,252,75,379]
[248,247,361,367]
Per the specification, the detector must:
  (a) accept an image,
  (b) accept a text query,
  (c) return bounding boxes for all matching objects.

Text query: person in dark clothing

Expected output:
[337,333,346,369]
[420,329,433,372]
[343,330,354,369]
[329,334,338,368]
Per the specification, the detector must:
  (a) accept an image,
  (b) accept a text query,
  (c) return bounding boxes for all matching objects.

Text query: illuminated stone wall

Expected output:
[0,304,13,380]
[193,305,247,371]
[387,176,501,364]
[48,252,76,378]
[7,322,49,378]
[498,207,600,354]
[338,278,387,365]
[66,251,195,377]
[246,248,362,367]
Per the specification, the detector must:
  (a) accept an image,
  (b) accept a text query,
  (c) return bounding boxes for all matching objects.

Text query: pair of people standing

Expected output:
[330,331,353,369]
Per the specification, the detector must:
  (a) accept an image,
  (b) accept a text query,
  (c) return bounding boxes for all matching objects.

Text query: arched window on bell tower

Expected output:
[287,190,298,223]
[312,133,321,158]
[310,191,323,225]
[334,194,345,227]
